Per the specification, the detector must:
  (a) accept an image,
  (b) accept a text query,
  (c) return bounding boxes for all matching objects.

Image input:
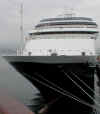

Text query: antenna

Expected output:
[63,8,75,17]
[20,2,24,52]
[57,8,76,18]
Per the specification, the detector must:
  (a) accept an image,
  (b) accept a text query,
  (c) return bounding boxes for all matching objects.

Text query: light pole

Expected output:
[20,2,24,55]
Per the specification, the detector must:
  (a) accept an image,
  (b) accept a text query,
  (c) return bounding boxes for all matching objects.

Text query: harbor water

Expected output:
[0,56,100,113]
[0,56,39,112]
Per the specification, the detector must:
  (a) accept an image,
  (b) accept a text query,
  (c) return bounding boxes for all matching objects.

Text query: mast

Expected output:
[20,2,24,55]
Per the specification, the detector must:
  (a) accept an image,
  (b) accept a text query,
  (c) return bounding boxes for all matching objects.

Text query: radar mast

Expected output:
[57,8,76,18]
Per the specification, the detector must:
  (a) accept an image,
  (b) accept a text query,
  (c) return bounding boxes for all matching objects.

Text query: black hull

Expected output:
[3,56,96,113]
[10,62,95,114]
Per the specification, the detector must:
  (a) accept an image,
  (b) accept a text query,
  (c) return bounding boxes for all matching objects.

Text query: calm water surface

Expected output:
[0,56,39,111]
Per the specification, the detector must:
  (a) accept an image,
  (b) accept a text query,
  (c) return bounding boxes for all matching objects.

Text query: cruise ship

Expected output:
[4,10,100,114]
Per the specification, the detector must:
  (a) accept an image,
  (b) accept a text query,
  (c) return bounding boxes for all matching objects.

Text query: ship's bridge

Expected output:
[33,18,98,35]
[28,10,99,38]
[32,10,98,35]
[23,10,99,56]
[28,15,99,40]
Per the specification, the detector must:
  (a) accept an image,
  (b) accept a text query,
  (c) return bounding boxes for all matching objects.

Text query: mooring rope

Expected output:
[22,72,100,112]
[62,70,100,108]
[70,71,100,98]
[59,65,100,97]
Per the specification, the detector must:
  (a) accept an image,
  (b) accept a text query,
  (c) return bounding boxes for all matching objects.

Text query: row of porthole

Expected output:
[27,51,93,56]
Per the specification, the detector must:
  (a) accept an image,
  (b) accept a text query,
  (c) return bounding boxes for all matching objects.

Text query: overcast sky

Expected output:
[0,0,100,49]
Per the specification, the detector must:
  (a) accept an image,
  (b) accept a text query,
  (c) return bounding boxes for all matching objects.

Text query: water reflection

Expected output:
[28,93,45,113]
[0,56,38,105]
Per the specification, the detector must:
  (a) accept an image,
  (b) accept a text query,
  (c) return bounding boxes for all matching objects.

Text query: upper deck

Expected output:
[30,10,99,36]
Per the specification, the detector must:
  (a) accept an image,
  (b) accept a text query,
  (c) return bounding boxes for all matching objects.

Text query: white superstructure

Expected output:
[23,10,99,56]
